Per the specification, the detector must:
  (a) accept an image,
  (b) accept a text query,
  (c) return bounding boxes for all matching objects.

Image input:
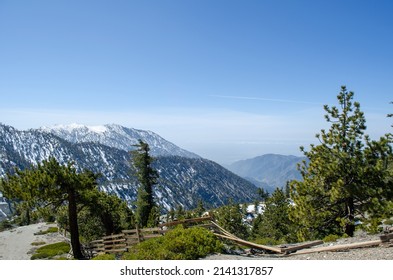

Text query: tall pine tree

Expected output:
[290,86,393,240]
[130,140,159,228]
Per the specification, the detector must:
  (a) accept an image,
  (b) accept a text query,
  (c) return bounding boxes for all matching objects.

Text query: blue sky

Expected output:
[1,0,392,163]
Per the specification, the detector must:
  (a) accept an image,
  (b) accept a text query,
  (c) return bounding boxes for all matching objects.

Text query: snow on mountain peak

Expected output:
[40,123,200,158]
[43,123,108,134]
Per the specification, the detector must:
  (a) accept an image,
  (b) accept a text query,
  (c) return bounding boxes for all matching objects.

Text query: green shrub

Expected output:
[31,242,70,260]
[34,227,58,235]
[322,234,340,243]
[0,220,13,231]
[123,226,223,260]
[92,254,116,260]
[31,241,46,246]
[360,218,384,234]
[384,219,393,226]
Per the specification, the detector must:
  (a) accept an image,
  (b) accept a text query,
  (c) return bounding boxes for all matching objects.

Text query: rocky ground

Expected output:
[205,231,393,260]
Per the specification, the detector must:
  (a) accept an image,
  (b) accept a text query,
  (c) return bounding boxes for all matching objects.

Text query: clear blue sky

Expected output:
[1,0,392,163]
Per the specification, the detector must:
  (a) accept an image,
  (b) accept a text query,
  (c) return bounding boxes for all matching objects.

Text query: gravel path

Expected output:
[0,223,65,260]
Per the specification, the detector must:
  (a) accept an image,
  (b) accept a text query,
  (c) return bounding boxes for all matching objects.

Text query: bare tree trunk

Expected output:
[68,189,84,260]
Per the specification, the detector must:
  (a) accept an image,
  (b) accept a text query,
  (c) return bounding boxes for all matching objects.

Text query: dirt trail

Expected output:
[0,223,65,260]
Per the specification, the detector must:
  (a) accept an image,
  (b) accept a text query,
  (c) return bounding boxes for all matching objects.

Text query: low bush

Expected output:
[31,241,46,246]
[123,226,223,260]
[34,227,58,235]
[30,242,70,260]
[0,220,12,231]
[322,234,340,243]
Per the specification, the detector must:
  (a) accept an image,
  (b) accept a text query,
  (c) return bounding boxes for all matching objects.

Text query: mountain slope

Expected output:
[227,154,306,192]
[0,123,257,218]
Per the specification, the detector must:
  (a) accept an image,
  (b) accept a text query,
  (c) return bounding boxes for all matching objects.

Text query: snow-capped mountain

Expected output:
[0,123,258,220]
[40,123,199,158]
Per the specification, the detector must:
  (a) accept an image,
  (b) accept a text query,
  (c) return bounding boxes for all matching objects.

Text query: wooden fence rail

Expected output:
[87,216,214,257]
[88,226,166,256]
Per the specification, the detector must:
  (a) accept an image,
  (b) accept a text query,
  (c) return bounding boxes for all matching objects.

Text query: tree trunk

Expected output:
[68,189,84,259]
[102,214,115,236]
[344,197,355,237]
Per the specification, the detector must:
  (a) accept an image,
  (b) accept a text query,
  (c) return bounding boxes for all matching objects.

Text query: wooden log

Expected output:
[213,233,283,254]
[288,240,382,256]
[210,221,238,239]
[280,240,324,254]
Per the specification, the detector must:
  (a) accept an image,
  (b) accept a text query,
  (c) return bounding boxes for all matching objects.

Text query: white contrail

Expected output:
[210,95,322,105]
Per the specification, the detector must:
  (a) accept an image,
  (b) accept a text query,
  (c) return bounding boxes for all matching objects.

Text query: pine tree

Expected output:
[253,188,296,243]
[195,199,206,217]
[82,189,135,236]
[290,86,393,240]
[130,140,159,227]
[215,200,249,239]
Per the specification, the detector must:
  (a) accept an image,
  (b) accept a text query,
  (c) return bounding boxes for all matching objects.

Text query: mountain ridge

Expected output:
[227,153,306,193]
[0,123,258,220]
[39,123,200,158]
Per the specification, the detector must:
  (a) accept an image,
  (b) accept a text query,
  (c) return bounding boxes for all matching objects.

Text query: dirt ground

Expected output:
[0,223,65,260]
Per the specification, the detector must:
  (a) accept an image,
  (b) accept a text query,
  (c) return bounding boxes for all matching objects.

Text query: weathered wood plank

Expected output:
[102,233,125,240]
[89,239,104,244]
[122,229,138,234]
[139,227,161,232]
[160,216,212,227]
[104,244,127,249]
[103,238,127,244]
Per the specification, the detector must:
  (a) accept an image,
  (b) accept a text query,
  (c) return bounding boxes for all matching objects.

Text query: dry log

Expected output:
[213,233,283,254]
[210,221,238,239]
[287,240,382,256]
[280,240,324,254]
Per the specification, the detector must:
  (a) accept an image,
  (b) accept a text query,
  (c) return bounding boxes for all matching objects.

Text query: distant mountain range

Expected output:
[0,123,258,221]
[227,154,306,193]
